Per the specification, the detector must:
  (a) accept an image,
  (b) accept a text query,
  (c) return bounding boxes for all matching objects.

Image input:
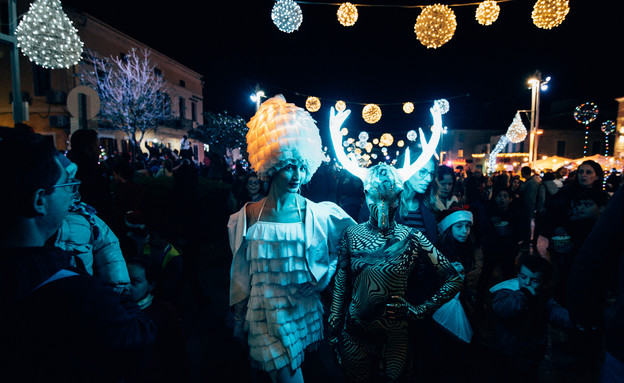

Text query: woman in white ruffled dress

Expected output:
[228,95,355,383]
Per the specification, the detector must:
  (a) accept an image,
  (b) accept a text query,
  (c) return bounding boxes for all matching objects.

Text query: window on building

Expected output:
[154,68,162,77]
[179,80,186,87]
[458,149,464,158]
[191,101,197,122]
[556,140,566,157]
[458,133,465,143]
[32,66,51,97]
[179,97,186,119]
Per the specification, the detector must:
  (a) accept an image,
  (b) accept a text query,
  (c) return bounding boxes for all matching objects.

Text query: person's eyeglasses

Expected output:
[49,179,81,194]
[418,168,435,179]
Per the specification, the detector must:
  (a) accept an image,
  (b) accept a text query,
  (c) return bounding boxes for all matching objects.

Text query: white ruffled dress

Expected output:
[244,219,324,372]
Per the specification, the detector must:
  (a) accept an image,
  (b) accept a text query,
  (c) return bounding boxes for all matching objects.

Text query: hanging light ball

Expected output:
[358,131,369,142]
[372,138,379,145]
[506,112,528,143]
[475,0,501,26]
[379,133,394,147]
[362,104,382,124]
[414,4,457,49]
[531,0,570,29]
[271,0,303,33]
[434,99,450,114]
[601,120,616,135]
[403,102,414,114]
[15,0,84,69]
[335,100,346,112]
[365,142,373,153]
[340,127,349,136]
[337,2,358,27]
[574,102,599,125]
[397,140,405,147]
[305,96,321,112]
[407,130,418,142]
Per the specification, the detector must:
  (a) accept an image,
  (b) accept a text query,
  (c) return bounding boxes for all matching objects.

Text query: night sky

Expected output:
[62,0,622,137]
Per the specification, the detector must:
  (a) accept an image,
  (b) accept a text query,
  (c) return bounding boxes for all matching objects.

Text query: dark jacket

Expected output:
[567,185,624,364]
[0,247,156,382]
[492,287,572,362]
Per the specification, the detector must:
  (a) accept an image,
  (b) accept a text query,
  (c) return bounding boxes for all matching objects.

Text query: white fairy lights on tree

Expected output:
[506,112,528,143]
[15,0,83,69]
[78,48,171,154]
[272,0,303,33]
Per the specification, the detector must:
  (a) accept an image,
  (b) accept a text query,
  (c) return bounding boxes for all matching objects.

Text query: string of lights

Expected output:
[271,0,570,47]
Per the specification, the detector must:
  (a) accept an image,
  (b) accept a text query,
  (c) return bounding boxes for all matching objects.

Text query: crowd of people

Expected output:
[2,106,624,383]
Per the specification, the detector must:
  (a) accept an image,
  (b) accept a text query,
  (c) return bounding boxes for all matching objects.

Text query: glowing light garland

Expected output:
[532,0,569,29]
[305,96,321,112]
[15,0,84,69]
[476,0,501,26]
[414,4,457,49]
[337,2,358,26]
[272,0,303,33]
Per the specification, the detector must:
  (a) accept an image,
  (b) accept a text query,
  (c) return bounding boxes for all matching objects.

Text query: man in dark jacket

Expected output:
[0,127,156,382]
[567,185,624,382]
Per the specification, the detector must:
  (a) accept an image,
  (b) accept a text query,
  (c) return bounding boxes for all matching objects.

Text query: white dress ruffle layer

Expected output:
[245,221,323,372]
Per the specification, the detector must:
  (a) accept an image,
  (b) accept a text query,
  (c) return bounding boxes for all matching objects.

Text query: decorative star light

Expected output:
[15,0,84,69]
[337,2,358,27]
[532,0,569,29]
[305,96,321,112]
[403,102,414,114]
[475,0,500,26]
[414,4,457,49]
[362,104,382,124]
[272,0,303,33]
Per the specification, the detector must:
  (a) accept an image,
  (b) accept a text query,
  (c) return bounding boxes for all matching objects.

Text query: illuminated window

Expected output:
[458,149,464,158]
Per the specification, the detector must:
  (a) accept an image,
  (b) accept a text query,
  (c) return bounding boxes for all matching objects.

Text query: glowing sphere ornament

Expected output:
[397,140,405,147]
[362,104,382,124]
[414,4,457,49]
[340,127,349,136]
[407,130,418,142]
[305,96,321,112]
[15,0,84,69]
[272,0,303,33]
[335,100,346,112]
[358,131,369,142]
[403,102,414,114]
[379,133,394,147]
[601,120,616,135]
[337,2,358,27]
[574,102,599,125]
[506,112,528,143]
[434,99,450,114]
[475,0,500,26]
[532,0,570,29]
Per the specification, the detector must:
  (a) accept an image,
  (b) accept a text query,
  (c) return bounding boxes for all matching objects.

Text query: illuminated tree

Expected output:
[79,48,171,155]
[189,111,248,156]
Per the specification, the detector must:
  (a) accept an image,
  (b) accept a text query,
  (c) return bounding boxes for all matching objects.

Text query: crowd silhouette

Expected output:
[1,123,623,382]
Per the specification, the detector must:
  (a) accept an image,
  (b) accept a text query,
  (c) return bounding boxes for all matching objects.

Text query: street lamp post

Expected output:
[527,71,550,169]
[250,84,266,112]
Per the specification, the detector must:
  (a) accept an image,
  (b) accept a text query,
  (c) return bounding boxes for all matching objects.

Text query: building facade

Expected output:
[0,5,204,160]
